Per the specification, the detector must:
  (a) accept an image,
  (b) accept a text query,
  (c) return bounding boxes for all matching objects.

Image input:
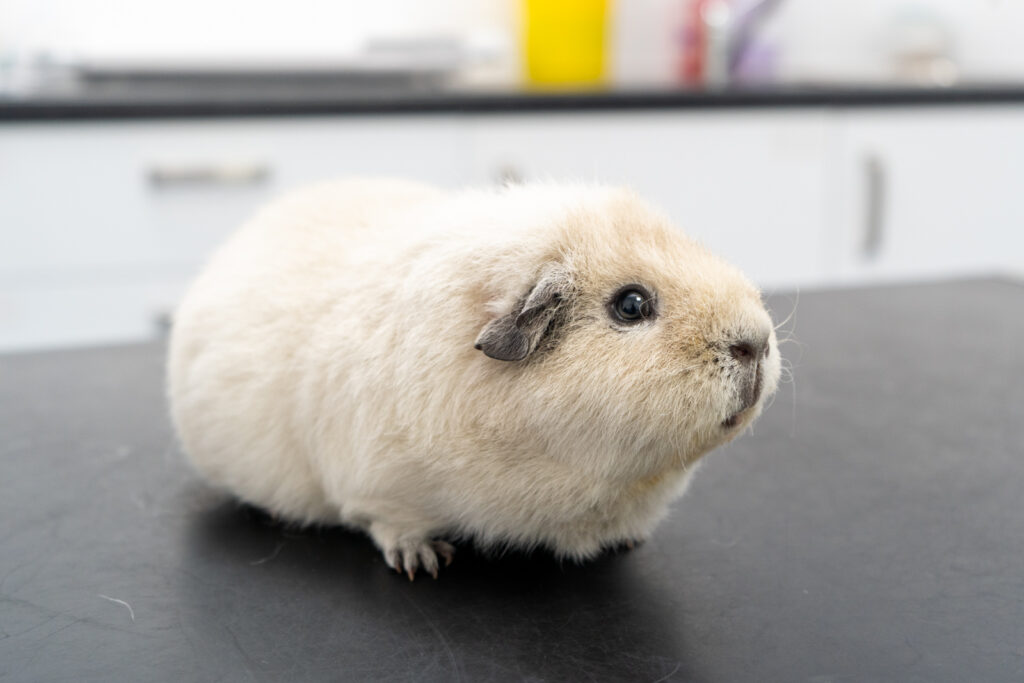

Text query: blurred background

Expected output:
[2,0,1024,352]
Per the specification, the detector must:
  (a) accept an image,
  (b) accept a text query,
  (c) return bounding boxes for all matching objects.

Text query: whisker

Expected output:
[771,290,800,332]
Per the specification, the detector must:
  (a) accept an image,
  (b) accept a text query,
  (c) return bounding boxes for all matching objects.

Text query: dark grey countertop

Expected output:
[4,83,1024,121]
[2,277,1023,681]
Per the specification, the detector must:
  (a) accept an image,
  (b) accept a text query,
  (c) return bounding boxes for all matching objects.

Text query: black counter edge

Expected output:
[5,86,1024,122]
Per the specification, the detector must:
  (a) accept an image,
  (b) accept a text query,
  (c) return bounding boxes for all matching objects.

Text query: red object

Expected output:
[679,0,709,84]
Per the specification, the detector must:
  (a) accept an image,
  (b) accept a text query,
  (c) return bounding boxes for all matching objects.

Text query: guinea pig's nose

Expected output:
[729,336,768,366]
[730,334,769,413]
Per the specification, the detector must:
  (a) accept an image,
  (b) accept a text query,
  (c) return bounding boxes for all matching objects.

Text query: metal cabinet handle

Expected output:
[862,153,886,260]
[147,162,270,188]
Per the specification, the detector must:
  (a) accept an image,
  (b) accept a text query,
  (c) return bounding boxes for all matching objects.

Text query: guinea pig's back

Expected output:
[167,178,445,523]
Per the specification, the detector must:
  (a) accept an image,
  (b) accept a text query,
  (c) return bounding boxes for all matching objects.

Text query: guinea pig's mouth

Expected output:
[722,358,767,429]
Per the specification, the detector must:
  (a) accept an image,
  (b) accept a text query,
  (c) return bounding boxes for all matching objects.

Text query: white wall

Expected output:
[0,0,512,61]
[766,0,1024,82]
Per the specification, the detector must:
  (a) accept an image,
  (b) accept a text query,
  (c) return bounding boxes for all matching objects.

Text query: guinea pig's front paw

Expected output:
[383,539,455,581]
[369,522,455,580]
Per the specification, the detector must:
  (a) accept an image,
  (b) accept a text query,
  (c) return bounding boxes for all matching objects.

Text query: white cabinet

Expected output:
[829,107,1024,283]
[0,117,466,273]
[467,111,832,290]
[0,117,466,351]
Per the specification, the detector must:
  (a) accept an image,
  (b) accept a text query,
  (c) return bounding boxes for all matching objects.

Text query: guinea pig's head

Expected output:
[472,186,781,478]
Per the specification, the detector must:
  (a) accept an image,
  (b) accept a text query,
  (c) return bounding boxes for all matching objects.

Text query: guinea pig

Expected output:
[167,178,781,579]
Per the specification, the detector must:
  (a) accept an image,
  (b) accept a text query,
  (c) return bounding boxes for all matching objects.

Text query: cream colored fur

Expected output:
[167,178,781,576]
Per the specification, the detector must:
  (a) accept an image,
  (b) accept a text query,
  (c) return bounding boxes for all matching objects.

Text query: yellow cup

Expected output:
[523,0,610,88]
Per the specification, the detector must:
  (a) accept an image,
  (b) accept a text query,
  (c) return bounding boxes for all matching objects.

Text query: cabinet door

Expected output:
[140,117,468,268]
[467,111,831,290]
[0,117,466,276]
[0,116,467,351]
[831,107,1024,282]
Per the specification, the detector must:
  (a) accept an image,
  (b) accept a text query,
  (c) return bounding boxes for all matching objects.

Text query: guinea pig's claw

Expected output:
[385,548,402,573]
[384,538,455,580]
[433,540,456,567]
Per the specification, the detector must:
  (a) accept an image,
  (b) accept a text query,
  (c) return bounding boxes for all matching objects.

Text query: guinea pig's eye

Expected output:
[609,286,655,324]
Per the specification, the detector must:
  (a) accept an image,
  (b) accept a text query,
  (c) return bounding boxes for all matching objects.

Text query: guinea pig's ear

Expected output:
[474,264,572,362]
